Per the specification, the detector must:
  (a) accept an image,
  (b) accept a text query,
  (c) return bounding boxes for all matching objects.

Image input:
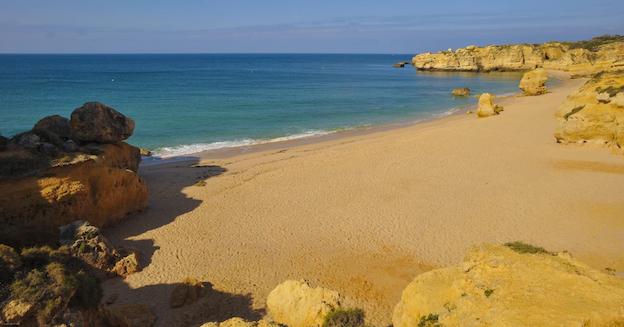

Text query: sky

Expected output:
[0,0,623,53]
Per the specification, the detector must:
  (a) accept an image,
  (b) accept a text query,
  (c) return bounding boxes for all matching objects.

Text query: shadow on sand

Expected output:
[101,157,262,326]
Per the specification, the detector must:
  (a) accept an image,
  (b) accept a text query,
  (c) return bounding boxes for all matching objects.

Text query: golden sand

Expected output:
[102,72,624,326]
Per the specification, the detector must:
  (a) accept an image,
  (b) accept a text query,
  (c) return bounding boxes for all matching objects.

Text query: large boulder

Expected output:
[393,244,624,327]
[266,280,343,327]
[519,68,548,96]
[451,88,471,97]
[70,102,135,143]
[169,277,206,308]
[555,71,624,149]
[33,114,71,147]
[0,142,148,247]
[476,93,503,118]
[59,220,140,278]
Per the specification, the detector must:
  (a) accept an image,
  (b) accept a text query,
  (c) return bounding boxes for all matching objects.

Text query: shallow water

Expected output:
[0,54,522,156]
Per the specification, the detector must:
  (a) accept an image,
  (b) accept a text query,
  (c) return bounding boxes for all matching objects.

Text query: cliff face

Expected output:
[0,103,148,246]
[555,71,624,148]
[393,244,624,327]
[412,38,624,75]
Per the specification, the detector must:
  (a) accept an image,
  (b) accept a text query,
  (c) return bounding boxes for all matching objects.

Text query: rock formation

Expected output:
[266,280,343,327]
[70,102,135,143]
[412,36,624,76]
[0,102,148,247]
[60,220,140,278]
[555,71,624,148]
[452,87,471,96]
[392,244,624,327]
[519,68,548,95]
[476,93,504,118]
[170,277,206,308]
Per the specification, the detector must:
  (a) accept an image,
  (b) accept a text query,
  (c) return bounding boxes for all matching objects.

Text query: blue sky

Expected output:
[0,0,623,53]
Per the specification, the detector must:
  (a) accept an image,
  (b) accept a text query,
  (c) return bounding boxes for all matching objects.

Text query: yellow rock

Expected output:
[412,39,624,76]
[519,68,548,96]
[0,142,148,246]
[266,280,343,327]
[393,244,624,327]
[477,93,503,118]
[555,71,624,149]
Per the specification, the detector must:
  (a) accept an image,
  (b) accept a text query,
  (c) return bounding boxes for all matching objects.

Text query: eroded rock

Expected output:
[266,280,343,327]
[70,102,135,143]
[170,277,205,308]
[555,71,624,149]
[392,244,624,327]
[519,68,548,96]
[476,93,503,118]
[452,87,471,97]
[33,114,71,147]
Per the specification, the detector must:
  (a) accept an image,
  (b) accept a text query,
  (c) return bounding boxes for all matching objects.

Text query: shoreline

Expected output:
[142,91,523,166]
[102,69,624,326]
[142,71,566,165]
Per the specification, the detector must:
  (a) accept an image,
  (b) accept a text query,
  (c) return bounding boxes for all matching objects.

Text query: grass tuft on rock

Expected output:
[323,308,366,327]
[504,241,553,255]
[418,313,441,327]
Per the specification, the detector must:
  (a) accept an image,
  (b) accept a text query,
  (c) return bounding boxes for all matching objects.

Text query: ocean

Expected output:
[0,54,522,157]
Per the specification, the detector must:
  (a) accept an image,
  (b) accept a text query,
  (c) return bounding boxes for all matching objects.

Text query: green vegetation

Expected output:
[418,313,441,327]
[504,241,553,255]
[484,289,494,298]
[0,244,102,325]
[323,308,366,327]
[568,35,624,51]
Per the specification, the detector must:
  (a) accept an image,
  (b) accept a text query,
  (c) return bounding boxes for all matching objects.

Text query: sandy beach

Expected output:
[102,72,624,326]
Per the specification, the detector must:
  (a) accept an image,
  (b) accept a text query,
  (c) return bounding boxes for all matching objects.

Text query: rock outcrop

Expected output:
[266,280,343,327]
[412,36,624,76]
[71,102,135,143]
[555,71,624,149]
[170,277,206,308]
[476,93,503,118]
[0,102,148,247]
[519,68,548,95]
[392,244,624,327]
[60,220,140,278]
[452,87,471,97]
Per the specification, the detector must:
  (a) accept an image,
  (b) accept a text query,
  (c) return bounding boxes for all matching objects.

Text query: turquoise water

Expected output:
[0,54,522,157]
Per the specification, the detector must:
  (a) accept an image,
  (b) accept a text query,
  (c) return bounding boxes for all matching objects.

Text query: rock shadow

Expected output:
[103,157,227,269]
[103,279,263,327]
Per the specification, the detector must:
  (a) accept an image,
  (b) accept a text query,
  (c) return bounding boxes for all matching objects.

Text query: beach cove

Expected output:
[100,71,624,326]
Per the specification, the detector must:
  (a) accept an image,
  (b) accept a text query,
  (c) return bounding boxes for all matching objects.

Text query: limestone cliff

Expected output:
[0,102,148,246]
[393,244,624,327]
[555,71,624,149]
[412,35,624,76]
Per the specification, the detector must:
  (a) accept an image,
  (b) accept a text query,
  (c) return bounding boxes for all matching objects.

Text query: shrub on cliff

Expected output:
[568,34,624,51]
